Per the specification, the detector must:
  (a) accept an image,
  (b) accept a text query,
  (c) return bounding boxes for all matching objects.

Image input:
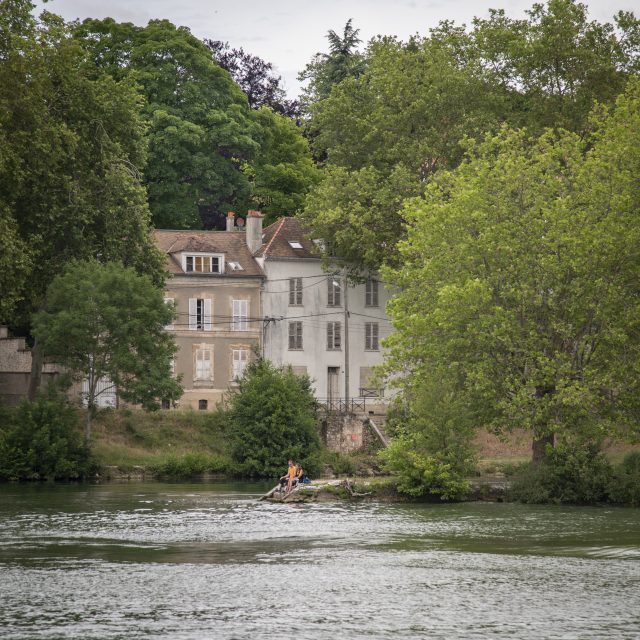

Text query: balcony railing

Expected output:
[318,390,385,414]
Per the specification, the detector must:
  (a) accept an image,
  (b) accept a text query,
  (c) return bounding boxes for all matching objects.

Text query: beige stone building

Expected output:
[154,211,265,410]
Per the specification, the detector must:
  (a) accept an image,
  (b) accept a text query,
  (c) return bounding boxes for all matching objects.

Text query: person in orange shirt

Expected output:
[279,459,297,494]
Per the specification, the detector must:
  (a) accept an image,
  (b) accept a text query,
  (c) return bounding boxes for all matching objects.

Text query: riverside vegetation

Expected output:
[1,1,639,504]
[1,390,639,506]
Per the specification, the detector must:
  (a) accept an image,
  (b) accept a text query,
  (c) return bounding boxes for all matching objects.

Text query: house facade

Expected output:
[255,217,395,409]
[154,212,265,410]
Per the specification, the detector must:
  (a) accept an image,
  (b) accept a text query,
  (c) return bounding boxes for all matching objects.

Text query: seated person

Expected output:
[279,459,296,493]
[293,464,304,488]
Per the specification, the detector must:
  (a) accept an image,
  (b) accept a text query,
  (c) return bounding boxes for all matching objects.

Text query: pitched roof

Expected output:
[153,230,265,277]
[255,217,320,260]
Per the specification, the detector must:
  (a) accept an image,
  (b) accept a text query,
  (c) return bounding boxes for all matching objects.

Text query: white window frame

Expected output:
[189,298,212,331]
[365,322,379,351]
[288,321,303,350]
[231,299,249,331]
[289,278,302,306]
[183,252,224,274]
[327,277,341,307]
[327,321,342,350]
[194,348,213,381]
[231,348,249,380]
[365,279,379,307]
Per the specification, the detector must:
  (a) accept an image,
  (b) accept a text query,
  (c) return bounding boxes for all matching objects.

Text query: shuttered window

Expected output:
[195,349,213,380]
[365,322,379,351]
[288,321,303,350]
[164,298,175,330]
[289,278,303,305]
[189,298,212,330]
[327,278,341,306]
[327,321,341,350]
[365,279,379,307]
[231,299,248,331]
[231,349,249,380]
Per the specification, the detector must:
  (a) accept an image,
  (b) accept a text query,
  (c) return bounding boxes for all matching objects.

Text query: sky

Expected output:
[34,0,638,99]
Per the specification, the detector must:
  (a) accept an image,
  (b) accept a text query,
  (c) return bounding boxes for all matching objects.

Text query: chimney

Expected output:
[226,211,235,232]
[245,210,263,254]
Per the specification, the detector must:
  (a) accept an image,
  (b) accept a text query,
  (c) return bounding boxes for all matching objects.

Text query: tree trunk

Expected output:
[532,431,555,465]
[27,339,43,401]
[85,400,94,446]
[531,384,556,465]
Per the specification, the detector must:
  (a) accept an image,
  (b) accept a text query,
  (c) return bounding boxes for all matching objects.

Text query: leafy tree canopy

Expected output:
[300,1,640,275]
[74,17,260,229]
[206,39,299,117]
[33,261,182,443]
[0,1,164,330]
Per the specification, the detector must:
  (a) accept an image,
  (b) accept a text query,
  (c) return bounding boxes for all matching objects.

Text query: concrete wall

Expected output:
[261,259,396,402]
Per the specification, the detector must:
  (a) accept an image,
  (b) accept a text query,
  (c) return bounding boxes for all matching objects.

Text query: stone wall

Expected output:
[0,326,61,405]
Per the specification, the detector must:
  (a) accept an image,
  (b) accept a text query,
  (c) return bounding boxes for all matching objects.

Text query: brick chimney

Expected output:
[226,211,235,232]
[245,210,263,254]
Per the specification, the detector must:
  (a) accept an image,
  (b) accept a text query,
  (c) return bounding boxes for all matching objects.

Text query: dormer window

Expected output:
[183,253,223,274]
[288,241,303,249]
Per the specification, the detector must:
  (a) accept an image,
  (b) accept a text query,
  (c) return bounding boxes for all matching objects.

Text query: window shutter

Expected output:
[189,298,197,330]
[335,322,341,349]
[289,279,295,305]
[204,298,212,331]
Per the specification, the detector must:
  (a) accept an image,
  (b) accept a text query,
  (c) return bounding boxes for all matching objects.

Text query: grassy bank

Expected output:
[91,408,230,476]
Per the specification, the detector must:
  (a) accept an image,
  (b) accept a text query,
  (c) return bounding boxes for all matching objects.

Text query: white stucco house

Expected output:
[254,216,395,410]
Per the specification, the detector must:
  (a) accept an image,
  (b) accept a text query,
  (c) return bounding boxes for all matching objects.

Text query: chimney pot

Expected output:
[245,210,263,253]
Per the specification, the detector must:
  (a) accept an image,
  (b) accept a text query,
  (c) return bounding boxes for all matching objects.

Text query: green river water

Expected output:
[0,481,639,639]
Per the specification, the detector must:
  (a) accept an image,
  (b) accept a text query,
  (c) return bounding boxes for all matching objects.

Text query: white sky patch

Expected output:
[34,0,638,99]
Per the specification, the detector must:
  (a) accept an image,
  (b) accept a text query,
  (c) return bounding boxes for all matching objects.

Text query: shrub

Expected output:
[226,359,322,477]
[509,443,613,504]
[608,451,640,506]
[380,433,471,500]
[150,452,229,478]
[0,391,92,481]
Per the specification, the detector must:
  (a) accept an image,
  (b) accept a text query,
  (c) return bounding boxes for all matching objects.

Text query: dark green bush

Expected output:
[0,392,92,481]
[226,359,322,477]
[509,443,613,505]
[608,451,640,506]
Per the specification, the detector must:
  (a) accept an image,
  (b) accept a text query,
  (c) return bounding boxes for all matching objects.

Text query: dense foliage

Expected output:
[226,359,321,477]
[0,391,92,481]
[510,447,640,505]
[73,18,316,228]
[300,1,640,275]
[0,1,164,331]
[383,82,640,462]
[33,261,182,442]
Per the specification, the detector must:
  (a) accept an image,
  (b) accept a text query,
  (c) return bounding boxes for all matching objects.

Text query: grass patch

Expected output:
[91,408,229,474]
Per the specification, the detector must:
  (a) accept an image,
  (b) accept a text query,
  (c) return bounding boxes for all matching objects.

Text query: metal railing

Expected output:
[318,394,385,414]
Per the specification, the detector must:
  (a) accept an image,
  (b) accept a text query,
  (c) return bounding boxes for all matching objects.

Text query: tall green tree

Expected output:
[0,1,164,394]
[226,359,321,477]
[383,81,640,462]
[301,1,639,275]
[298,19,365,112]
[74,18,260,229]
[33,261,182,444]
[245,108,320,223]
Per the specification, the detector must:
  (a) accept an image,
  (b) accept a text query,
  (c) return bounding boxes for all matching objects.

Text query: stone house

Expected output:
[153,211,265,410]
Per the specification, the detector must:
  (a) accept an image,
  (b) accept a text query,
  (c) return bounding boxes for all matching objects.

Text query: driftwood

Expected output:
[259,479,371,502]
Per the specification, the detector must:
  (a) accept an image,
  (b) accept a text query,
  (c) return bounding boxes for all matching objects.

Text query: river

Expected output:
[0,482,639,639]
